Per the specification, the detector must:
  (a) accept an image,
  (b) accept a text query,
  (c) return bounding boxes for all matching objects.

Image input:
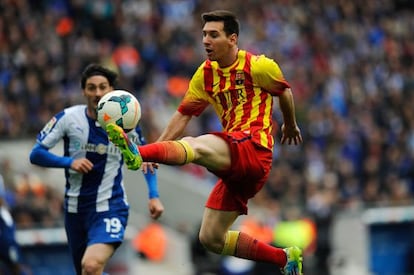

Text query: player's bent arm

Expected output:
[29,143,73,168]
[277,88,303,145]
[157,111,192,141]
[277,88,298,128]
[30,144,93,173]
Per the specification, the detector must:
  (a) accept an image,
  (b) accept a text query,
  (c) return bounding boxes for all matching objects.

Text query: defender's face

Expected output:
[202,21,237,65]
[83,75,113,118]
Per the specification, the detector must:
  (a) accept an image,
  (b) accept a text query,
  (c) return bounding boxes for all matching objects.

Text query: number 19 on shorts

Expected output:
[104,217,122,237]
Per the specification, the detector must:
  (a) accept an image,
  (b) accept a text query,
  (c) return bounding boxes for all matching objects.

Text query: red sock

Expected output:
[235,232,287,267]
[139,141,187,165]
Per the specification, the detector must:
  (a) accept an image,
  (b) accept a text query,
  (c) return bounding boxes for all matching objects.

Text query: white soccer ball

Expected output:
[97,89,141,131]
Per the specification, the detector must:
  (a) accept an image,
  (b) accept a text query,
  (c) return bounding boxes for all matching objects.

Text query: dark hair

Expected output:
[80,64,118,89]
[201,10,239,36]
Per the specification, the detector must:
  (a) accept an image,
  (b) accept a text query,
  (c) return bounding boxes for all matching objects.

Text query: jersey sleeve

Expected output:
[30,110,73,168]
[29,143,73,168]
[177,64,210,116]
[36,110,66,148]
[252,55,291,96]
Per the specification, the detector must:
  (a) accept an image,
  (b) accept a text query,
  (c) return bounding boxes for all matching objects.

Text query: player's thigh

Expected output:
[183,134,231,171]
[82,243,115,266]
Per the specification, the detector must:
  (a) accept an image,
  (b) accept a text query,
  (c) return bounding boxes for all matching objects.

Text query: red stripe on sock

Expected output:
[235,232,287,267]
[139,141,186,165]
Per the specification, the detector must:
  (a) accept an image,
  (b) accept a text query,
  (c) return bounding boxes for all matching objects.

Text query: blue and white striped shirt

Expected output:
[32,105,147,213]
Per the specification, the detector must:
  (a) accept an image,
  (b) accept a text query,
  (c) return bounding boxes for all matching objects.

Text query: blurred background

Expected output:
[1,0,414,274]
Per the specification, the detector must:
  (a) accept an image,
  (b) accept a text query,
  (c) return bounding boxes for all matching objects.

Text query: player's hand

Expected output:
[280,123,303,145]
[141,162,159,174]
[71,158,93,173]
[148,198,164,219]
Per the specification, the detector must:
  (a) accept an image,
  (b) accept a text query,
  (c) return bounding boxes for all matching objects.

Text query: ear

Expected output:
[229,33,238,45]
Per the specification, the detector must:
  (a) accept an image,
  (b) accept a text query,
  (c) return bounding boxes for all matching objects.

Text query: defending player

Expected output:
[29,64,164,275]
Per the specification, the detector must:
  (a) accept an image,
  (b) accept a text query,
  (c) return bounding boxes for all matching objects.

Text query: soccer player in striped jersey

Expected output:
[107,10,303,275]
[29,64,164,275]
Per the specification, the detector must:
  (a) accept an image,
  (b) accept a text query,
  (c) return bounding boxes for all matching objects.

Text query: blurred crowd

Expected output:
[1,0,414,273]
[0,159,64,229]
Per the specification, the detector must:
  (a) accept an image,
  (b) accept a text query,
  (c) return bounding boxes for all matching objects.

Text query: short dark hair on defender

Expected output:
[80,64,118,89]
[201,10,239,37]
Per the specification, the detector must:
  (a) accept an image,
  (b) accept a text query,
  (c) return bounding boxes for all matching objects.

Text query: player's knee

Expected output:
[198,231,224,254]
[179,137,198,162]
[81,257,104,275]
[182,136,213,151]
[181,136,212,160]
[181,137,196,149]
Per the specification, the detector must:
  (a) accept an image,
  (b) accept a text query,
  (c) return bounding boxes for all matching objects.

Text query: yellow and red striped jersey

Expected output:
[177,50,290,150]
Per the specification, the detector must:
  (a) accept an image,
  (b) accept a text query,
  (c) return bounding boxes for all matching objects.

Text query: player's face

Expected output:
[83,75,113,119]
[203,21,237,67]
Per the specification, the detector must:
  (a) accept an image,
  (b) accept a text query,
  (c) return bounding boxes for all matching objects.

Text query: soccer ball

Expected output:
[97,89,141,131]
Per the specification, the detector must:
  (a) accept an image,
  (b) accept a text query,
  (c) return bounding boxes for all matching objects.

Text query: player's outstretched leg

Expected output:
[106,123,142,170]
[281,246,303,275]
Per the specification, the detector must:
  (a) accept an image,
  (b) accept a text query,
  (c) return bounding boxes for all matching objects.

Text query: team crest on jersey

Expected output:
[41,117,57,135]
[235,71,244,85]
[96,144,107,155]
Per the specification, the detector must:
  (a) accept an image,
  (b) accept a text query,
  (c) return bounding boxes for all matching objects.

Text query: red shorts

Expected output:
[205,131,273,214]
